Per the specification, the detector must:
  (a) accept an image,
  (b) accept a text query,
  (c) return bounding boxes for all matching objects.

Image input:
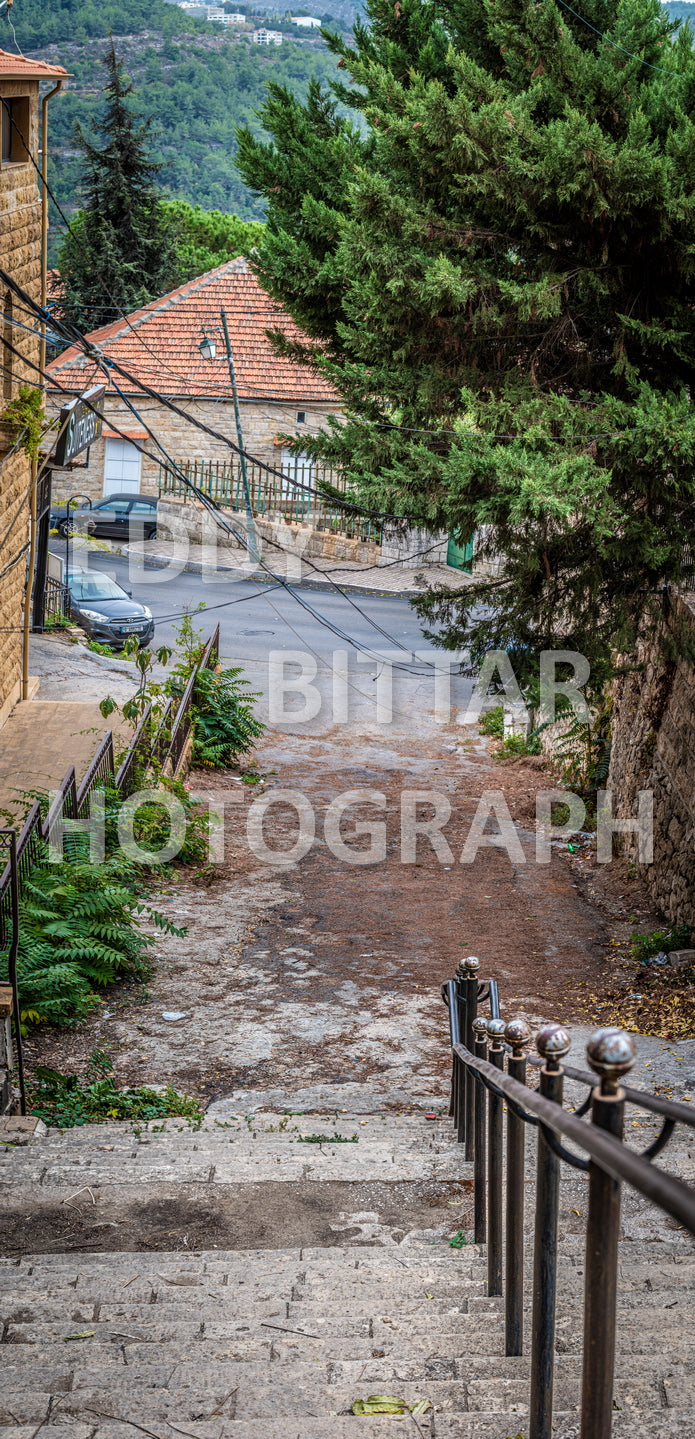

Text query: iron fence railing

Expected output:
[157,457,383,545]
[39,575,70,630]
[442,957,695,1439]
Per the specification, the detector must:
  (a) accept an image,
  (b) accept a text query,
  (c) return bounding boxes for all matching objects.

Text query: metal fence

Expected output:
[39,575,70,630]
[157,457,383,545]
[0,626,220,952]
[443,956,695,1439]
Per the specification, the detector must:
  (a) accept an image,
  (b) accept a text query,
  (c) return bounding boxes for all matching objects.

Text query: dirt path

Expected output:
[24,698,665,1110]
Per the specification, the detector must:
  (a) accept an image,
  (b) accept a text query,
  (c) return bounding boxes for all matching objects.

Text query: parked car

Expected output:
[51,493,158,540]
[67,567,154,649]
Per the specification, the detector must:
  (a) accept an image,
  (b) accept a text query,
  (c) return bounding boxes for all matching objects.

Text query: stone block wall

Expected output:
[46,390,341,505]
[0,78,43,723]
[608,591,695,927]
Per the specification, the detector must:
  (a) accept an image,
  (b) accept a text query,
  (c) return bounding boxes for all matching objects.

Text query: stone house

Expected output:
[0,49,67,728]
[45,257,343,509]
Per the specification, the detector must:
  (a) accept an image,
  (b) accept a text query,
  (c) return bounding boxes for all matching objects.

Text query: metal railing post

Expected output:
[464,956,480,1161]
[530,1023,571,1439]
[455,960,468,1145]
[505,1017,532,1356]
[486,1016,506,1297]
[473,1016,488,1244]
[580,1028,636,1439]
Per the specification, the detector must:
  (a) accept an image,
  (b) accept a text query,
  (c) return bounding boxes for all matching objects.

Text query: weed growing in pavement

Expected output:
[448,1230,468,1248]
[631,924,691,967]
[297,1132,359,1144]
[27,1050,202,1128]
[86,639,118,656]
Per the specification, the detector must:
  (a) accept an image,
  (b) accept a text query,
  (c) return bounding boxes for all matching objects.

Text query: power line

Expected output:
[556,0,681,75]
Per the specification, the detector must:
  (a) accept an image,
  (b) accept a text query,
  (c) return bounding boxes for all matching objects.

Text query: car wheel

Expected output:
[145,526,157,540]
[58,519,75,538]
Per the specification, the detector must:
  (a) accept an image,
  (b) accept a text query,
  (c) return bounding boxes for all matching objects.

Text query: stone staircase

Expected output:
[1,1110,694,1438]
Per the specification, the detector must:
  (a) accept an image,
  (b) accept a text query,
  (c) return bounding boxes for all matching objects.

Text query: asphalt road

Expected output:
[50,543,475,732]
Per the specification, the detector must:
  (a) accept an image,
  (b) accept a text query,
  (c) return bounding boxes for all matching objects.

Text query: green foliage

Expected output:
[44,33,343,263]
[163,200,264,283]
[4,0,212,48]
[189,666,266,769]
[27,1050,202,1128]
[479,707,504,739]
[631,924,691,966]
[0,853,185,1028]
[102,776,211,869]
[552,706,612,804]
[57,41,181,330]
[87,639,117,656]
[1,388,46,461]
[236,0,695,684]
[448,1230,467,1248]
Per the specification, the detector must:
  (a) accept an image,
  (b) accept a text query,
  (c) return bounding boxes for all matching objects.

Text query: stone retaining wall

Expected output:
[608,591,695,927]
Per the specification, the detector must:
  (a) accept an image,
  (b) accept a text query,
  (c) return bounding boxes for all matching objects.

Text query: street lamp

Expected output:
[64,492,92,594]
[199,311,259,564]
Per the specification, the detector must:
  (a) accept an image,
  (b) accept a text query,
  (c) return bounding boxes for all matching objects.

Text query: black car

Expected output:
[68,568,155,649]
[51,493,158,540]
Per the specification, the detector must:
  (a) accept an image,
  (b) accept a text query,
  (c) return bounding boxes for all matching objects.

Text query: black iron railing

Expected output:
[38,575,70,630]
[442,956,695,1439]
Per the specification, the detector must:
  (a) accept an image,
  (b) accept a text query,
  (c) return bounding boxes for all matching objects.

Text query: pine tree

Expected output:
[237,0,695,689]
[58,40,179,332]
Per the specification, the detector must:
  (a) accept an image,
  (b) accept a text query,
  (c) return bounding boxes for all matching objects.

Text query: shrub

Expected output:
[27,1050,202,1128]
[1,852,185,1028]
[190,665,265,768]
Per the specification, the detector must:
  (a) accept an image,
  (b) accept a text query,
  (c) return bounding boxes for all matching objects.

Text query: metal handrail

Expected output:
[527,1053,695,1129]
[443,959,695,1439]
[454,1041,695,1230]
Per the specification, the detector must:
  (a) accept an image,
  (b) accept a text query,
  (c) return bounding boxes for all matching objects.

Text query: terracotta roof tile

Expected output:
[0,48,68,78]
[47,259,339,406]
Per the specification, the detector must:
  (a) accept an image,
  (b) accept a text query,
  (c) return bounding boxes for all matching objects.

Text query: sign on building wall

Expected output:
[52,385,106,467]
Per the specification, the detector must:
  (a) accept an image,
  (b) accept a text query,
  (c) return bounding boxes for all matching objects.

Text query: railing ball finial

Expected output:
[472,1015,488,1041]
[586,1027,636,1095]
[505,1016,532,1057]
[487,1017,507,1049]
[536,1022,571,1071]
[464,954,481,976]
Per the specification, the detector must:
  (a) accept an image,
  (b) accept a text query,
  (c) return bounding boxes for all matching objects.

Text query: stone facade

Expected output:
[46,391,341,505]
[608,590,695,928]
[0,74,44,723]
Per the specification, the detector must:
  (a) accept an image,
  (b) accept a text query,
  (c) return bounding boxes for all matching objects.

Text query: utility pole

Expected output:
[220,309,259,565]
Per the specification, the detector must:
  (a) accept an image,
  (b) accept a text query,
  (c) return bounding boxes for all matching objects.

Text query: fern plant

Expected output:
[1,853,185,1028]
[188,665,265,769]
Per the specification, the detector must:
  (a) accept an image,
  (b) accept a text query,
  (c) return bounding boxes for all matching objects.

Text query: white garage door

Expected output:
[103,438,142,495]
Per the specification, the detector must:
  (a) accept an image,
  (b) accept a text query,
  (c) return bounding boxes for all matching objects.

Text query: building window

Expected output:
[1,97,30,166]
[103,438,142,495]
[2,289,12,402]
[280,447,314,500]
[296,411,306,424]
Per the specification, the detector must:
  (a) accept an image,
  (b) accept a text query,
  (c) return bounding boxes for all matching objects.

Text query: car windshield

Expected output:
[69,573,127,603]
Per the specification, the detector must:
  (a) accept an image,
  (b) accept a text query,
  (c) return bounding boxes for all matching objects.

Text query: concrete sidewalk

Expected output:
[115,539,476,594]
[0,637,139,821]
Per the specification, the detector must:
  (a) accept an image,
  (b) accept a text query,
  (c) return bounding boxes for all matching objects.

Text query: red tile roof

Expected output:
[0,48,68,78]
[46,259,340,406]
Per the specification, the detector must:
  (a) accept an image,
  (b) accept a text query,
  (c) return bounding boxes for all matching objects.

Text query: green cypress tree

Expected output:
[58,40,179,332]
[237,0,695,689]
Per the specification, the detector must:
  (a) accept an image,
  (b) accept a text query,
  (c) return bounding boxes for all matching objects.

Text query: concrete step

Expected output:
[0,1418,691,1439]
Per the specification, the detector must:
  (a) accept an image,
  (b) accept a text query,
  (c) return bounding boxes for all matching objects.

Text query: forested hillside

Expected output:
[38,32,342,232]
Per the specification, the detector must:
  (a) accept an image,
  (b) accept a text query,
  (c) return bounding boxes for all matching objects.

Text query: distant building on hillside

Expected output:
[252,27,283,42]
[0,48,67,725]
[291,15,322,25]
